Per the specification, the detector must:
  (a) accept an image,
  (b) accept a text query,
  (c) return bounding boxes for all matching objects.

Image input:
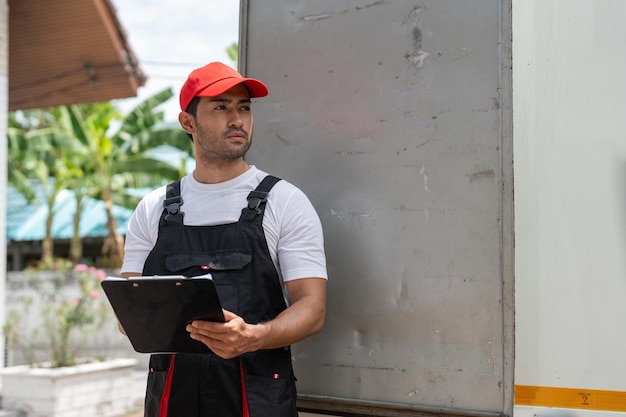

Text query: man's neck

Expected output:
[192,160,251,184]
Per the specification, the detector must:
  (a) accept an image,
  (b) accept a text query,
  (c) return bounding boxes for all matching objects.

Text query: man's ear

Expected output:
[179,112,195,135]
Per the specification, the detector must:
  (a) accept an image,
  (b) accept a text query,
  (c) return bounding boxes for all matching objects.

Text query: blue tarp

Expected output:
[6,185,133,242]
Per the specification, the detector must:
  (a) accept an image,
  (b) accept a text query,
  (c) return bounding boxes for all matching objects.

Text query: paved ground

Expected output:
[120,402,143,417]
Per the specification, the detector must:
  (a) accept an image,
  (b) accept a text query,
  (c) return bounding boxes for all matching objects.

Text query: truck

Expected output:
[238,1,626,416]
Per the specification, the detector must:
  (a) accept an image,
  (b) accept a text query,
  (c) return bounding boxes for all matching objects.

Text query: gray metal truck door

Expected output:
[240,1,513,416]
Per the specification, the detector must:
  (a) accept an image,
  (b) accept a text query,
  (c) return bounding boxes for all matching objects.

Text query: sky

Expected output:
[110,0,241,123]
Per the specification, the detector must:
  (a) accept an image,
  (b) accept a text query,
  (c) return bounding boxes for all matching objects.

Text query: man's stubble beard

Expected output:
[195,125,253,166]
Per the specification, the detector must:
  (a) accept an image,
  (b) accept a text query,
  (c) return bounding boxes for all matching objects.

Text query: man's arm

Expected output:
[186,277,326,359]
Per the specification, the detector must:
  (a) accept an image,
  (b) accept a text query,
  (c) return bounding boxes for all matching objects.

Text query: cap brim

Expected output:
[196,77,269,99]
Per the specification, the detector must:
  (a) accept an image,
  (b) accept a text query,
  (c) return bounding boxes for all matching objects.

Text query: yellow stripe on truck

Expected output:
[515,385,626,412]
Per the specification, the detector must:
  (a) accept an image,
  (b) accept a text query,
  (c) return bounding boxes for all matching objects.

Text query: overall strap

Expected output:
[239,175,281,222]
[161,180,185,225]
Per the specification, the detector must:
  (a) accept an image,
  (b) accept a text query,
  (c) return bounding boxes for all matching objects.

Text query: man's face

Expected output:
[188,84,253,164]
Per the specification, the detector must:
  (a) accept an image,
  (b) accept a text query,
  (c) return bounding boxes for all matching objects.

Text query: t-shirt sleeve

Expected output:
[273,188,328,282]
[120,194,161,275]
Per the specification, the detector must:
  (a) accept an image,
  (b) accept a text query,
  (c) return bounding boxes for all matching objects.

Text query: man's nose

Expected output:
[228,111,243,128]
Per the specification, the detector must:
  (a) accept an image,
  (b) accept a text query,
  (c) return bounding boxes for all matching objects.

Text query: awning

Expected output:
[8,0,146,111]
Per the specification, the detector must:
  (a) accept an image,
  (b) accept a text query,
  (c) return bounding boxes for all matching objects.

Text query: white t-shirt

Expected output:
[121,166,328,289]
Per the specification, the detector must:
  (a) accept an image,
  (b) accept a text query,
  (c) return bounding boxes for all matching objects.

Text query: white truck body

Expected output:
[513,1,626,416]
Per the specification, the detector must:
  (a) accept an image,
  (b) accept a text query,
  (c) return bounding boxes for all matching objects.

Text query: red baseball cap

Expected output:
[179,62,269,112]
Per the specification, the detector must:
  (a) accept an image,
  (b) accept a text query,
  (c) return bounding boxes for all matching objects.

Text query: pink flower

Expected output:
[95,270,107,282]
[89,290,100,299]
[67,298,79,307]
[73,264,89,272]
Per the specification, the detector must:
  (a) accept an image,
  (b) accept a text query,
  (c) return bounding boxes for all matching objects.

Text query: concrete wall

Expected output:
[4,271,146,369]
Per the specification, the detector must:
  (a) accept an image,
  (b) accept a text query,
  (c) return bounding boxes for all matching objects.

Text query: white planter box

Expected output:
[0,358,138,417]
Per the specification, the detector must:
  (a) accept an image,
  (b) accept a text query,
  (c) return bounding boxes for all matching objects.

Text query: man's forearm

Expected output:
[248,281,326,350]
[186,277,327,358]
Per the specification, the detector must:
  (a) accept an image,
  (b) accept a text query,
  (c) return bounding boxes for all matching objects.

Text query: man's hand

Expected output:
[186,277,326,359]
[186,310,264,359]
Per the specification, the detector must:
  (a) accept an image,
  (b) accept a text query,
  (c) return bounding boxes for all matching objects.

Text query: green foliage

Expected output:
[26,256,74,272]
[226,42,238,63]
[3,304,37,365]
[7,88,193,265]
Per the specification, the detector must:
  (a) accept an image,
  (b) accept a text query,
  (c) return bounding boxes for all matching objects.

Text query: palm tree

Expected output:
[8,90,192,267]
[7,112,72,261]
[64,88,192,267]
[7,116,38,202]
[55,115,98,263]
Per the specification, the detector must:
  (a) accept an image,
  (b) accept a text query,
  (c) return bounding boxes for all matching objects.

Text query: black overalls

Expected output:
[141,175,298,417]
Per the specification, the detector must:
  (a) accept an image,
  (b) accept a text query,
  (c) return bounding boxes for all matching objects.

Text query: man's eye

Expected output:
[215,105,226,110]
[240,106,251,112]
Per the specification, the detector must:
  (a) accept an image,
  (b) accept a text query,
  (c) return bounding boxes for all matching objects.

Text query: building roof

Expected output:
[6,185,132,242]
[8,0,146,111]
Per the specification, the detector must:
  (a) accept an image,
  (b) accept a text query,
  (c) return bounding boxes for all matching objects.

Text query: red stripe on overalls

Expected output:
[158,354,177,417]
[240,360,249,417]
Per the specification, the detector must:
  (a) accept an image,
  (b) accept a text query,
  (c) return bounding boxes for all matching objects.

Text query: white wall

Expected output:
[514,0,626,391]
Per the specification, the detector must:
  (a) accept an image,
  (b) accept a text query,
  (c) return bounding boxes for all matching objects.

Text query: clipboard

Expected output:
[101,275,225,354]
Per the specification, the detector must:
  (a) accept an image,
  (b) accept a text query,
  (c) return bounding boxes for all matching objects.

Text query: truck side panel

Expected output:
[241,1,513,416]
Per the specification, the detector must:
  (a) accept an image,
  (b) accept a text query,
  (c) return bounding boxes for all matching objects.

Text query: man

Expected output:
[120,62,327,417]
